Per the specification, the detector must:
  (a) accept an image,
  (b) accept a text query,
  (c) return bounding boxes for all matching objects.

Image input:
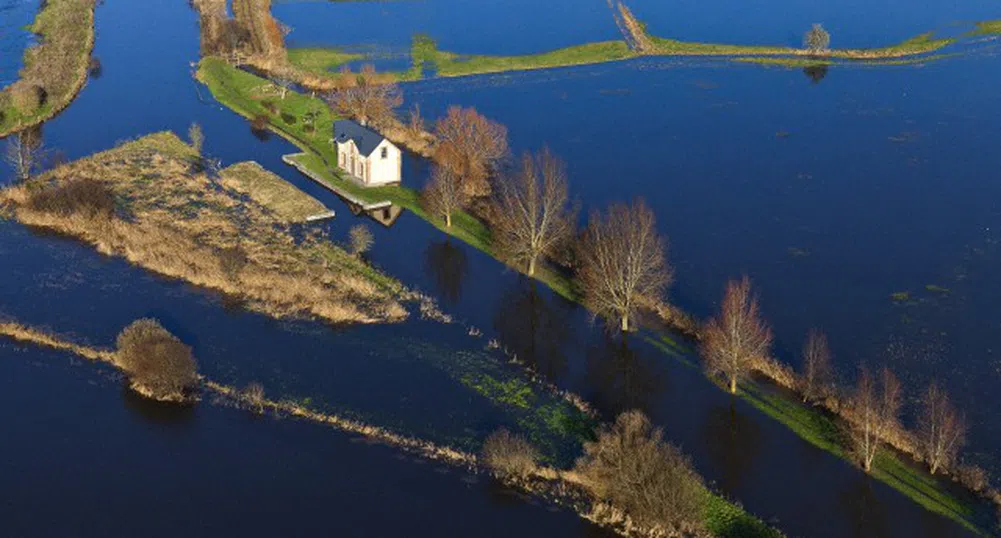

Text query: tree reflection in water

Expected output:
[424,239,468,305]
[493,278,571,383]
[838,475,890,538]
[584,333,665,419]
[702,402,762,496]
[804,64,829,85]
[120,384,196,427]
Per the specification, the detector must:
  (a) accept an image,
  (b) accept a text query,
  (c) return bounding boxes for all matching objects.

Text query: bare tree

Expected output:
[700,277,773,394]
[433,106,508,198]
[349,223,374,256]
[326,68,402,128]
[576,199,671,332]
[847,366,901,473]
[801,329,834,404]
[919,382,967,475]
[406,104,425,140]
[804,23,831,53]
[575,410,705,533]
[272,73,294,100]
[490,148,576,277]
[4,129,44,184]
[421,164,467,229]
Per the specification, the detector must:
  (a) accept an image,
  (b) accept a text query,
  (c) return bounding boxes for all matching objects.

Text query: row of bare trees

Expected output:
[696,276,971,478]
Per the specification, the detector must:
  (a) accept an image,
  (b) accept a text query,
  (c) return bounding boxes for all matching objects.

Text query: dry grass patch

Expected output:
[218,161,328,222]
[1,132,409,325]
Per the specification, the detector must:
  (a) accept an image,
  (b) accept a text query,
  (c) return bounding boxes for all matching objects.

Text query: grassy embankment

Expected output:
[197,58,990,534]
[0,132,409,324]
[647,336,991,535]
[0,0,96,137]
[285,21,1000,83]
[0,318,781,538]
[218,161,330,222]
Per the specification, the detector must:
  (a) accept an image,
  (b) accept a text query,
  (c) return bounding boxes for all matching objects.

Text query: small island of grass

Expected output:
[0,0,97,138]
[0,131,409,325]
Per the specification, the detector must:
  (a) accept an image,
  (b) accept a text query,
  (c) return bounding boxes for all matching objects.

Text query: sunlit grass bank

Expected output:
[0,0,96,137]
[648,335,991,535]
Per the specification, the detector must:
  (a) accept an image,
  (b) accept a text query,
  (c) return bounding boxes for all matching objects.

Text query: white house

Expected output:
[333,119,402,187]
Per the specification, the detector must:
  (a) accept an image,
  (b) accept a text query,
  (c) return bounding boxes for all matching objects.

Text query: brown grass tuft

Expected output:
[482,428,539,480]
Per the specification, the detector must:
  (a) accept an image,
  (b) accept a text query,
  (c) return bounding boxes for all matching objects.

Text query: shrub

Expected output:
[218,245,248,280]
[10,81,43,112]
[575,411,705,533]
[26,178,116,218]
[348,224,373,256]
[250,114,270,131]
[280,112,296,125]
[242,382,266,413]
[261,100,277,113]
[956,464,989,493]
[115,319,198,401]
[482,428,538,479]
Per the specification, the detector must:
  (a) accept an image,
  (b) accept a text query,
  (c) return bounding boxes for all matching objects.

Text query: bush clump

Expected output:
[575,411,705,534]
[482,428,539,479]
[26,178,116,218]
[242,382,266,413]
[217,245,248,281]
[115,319,199,402]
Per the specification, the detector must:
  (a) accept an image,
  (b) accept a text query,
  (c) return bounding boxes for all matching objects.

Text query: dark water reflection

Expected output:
[120,383,198,427]
[803,63,829,84]
[702,402,763,495]
[424,239,467,305]
[585,334,666,419]
[493,279,572,382]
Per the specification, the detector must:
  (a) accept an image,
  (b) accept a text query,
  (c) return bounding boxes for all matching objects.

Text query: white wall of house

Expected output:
[335,138,402,187]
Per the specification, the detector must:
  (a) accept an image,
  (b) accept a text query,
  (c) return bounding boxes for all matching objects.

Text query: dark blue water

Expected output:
[628,0,1000,48]
[395,51,1001,479]
[275,0,620,55]
[0,343,604,538]
[1,0,999,536]
[0,0,37,86]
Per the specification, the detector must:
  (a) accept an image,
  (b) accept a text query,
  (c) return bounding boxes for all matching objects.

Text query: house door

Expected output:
[350,154,355,176]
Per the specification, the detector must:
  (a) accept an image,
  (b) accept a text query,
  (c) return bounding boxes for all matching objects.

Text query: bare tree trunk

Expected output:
[445,213,452,228]
[528,256,537,277]
[729,376,737,394]
[621,314,629,333]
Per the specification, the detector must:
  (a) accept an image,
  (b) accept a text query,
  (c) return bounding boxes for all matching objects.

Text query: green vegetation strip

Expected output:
[646,336,987,535]
[0,0,96,137]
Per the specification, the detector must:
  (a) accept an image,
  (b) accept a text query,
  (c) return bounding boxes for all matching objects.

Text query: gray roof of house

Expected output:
[333,119,386,157]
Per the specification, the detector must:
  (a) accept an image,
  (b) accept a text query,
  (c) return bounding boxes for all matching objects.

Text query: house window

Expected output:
[381,147,388,159]
[339,152,345,167]
[360,161,366,182]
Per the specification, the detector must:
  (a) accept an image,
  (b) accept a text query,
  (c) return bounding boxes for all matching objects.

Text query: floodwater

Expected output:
[2,0,1001,536]
[0,0,37,86]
